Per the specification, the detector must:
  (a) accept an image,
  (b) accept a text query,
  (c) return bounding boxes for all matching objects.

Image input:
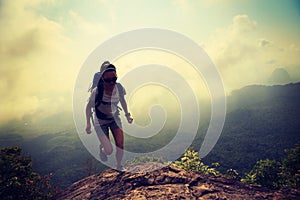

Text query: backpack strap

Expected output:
[95,82,104,108]
[95,83,113,120]
[116,83,124,98]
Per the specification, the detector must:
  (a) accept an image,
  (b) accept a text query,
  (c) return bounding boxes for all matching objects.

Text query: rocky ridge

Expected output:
[56,162,299,200]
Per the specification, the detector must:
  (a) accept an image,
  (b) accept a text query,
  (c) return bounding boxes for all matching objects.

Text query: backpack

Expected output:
[89,61,111,92]
[94,82,124,120]
[88,72,101,92]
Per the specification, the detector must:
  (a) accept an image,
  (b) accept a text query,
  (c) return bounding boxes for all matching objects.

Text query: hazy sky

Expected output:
[0,0,299,125]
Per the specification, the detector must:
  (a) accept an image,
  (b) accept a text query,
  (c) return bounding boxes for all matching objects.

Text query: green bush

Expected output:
[171,149,220,176]
[242,144,300,189]
[242,159,281,189]
[125,155,165,165]
[224,169,239,180]
[281,144,300,189]
[0,147,57,200]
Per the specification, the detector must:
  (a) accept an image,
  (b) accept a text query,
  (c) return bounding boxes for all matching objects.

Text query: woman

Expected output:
[85,63,133,170]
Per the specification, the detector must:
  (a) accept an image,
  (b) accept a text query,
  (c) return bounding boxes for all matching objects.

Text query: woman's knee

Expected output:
[103,144,113,155]
[116,142,124,150]
[100,135,113,155]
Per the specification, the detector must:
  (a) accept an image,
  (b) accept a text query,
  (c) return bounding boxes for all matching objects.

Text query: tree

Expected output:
[172,148,220,176]
[281,144,300,189]
[224,169,239,180]
[0,147,57,200]
[242,159,281,189]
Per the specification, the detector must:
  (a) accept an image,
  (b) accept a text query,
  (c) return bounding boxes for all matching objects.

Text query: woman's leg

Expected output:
[98,135,113,155]
[111,128,124,168]
[95,123,113,155]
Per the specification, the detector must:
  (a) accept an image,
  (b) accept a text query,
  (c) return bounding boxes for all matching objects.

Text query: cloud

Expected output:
[201,0,233,7]
[232,15,257,33]
[1,1,299,128]
[289,44,300,52]
[68,10,109,38]
[0,0,125,126]
[206,15,258,68]
[172,0,193,12]
[258,39,273,47]
[204,14,300,92]
[0,0,77,124]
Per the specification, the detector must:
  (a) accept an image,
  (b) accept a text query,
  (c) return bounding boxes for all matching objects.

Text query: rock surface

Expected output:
[56,162,300,200]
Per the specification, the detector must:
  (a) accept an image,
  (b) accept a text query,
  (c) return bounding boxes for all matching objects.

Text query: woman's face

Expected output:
[102,71,117,89]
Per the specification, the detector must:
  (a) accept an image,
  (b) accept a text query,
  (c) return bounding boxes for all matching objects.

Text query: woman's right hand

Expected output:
[86,123,92,134]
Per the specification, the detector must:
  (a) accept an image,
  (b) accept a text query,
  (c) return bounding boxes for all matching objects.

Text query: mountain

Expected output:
[227,82,300,111]
[267,68,292,85]
[202,82,300,173]
[55,162,300,200]
[0,111,75,137]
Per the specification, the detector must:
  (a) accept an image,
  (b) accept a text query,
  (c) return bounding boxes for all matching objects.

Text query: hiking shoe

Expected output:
[116,165,124,171]
[99,145,107,162]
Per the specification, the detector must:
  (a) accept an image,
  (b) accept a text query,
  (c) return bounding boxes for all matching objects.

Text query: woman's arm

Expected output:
[85,101,93,133]
[120,96,133,123]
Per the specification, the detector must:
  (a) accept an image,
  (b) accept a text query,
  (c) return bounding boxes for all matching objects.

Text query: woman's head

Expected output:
[100,64,118,88]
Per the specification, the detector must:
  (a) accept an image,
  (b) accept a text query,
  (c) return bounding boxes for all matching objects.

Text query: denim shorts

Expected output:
[95,120,122,137]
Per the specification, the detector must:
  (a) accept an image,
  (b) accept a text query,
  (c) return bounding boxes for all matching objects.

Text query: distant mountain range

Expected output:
[202,82,300,173]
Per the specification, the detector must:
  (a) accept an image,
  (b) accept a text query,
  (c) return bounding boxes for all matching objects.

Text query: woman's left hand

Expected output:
[126,115,133,124]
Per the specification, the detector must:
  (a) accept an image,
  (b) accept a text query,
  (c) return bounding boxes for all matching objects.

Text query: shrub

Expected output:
[281,144,300,189]
[242,159,281,189]
[0,147,58,200]
[171,148,220,176]
[125,155,165,165]
[224,169,240,180]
